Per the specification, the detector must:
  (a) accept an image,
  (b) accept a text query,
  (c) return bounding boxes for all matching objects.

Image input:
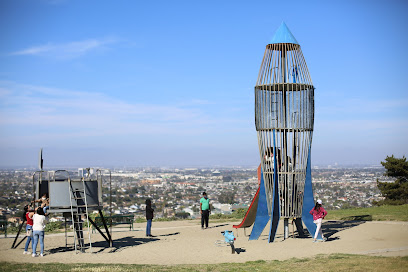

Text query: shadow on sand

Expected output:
[50,232,182,254]
[156,232,180,237]
[235,247,246,254]
[259,220,366,242]
[103,236,161,253]
[210,224,230,229]
[49,236,161,254]
[321,220,366,240]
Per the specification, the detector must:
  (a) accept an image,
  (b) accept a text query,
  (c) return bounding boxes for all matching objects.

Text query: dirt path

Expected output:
[0,219,407,264]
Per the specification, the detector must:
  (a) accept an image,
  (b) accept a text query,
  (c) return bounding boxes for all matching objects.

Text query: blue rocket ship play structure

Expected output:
[234,22,319,242]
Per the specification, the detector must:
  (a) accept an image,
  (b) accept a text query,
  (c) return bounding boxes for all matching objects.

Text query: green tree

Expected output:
[376,155,408,205]
[232,208,247,219]
[192,205,199,212]
[175,212,190,219]
[218,192,235,204]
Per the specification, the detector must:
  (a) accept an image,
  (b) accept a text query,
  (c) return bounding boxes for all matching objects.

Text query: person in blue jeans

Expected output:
[145,199,154,237]
[23,204,34,254]
[32,207,48,257]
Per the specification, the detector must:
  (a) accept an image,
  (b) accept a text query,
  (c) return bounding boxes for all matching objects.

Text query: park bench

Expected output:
[92,214,134,232]
[0,215,7,238]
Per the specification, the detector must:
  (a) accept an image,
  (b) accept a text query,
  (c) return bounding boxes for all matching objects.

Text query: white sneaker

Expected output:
[23,251,29,254]
[32,253,37,257]
[40,253,44,257]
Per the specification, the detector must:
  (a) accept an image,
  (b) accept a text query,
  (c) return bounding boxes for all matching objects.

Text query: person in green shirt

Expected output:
[200,192,211,229]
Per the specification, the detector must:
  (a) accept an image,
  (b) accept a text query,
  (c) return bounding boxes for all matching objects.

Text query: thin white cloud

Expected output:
[0,82,246,146]
[0,87,11,98]
[11,44,55,56]
[10,38,118,59]
[315,118,408,132]
[316,97,408,118]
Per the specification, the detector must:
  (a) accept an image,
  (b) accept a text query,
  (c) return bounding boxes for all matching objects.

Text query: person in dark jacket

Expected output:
[145,199,154,237]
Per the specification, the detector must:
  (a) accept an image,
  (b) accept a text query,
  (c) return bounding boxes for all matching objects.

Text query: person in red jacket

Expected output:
[309,199,327,242]
[23,204,34,254]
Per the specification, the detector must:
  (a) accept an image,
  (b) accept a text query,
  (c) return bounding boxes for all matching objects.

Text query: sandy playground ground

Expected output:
[0,219,407,265]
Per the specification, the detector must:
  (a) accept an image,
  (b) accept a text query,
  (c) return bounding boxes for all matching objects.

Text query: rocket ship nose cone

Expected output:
[270,22,299,45]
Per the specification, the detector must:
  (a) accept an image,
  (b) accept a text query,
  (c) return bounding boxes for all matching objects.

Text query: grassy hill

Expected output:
[217,204,408,222]
[325,204,408,221]
[1,254,408,271]
[207,204,408,224]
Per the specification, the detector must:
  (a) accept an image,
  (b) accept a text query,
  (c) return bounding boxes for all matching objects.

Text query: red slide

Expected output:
[233,164,261,229]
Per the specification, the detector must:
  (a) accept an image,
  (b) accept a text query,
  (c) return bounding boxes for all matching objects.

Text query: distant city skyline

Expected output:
[1,0,407,167]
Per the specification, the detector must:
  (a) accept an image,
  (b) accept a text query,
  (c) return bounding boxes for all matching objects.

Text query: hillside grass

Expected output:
[1,254,407,271]
[325,204,408,221]
[2,204,407,236]
[209,205,408,222]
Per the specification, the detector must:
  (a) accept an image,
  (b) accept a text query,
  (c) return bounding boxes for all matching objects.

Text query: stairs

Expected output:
[69,177,92,253]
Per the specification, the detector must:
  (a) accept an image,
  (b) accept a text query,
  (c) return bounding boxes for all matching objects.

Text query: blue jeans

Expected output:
[24,225,33,252]
[146,219,152,236]
[32,230,45,255]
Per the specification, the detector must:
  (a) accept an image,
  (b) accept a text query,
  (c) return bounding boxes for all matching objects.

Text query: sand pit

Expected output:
[0,219,407,264]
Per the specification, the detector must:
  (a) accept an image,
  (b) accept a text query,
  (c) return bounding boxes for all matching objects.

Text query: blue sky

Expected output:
[0,0,407,168]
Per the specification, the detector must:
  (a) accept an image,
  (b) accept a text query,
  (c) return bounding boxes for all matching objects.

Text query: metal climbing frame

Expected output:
[11,166,114,251]
[96,169,112,242]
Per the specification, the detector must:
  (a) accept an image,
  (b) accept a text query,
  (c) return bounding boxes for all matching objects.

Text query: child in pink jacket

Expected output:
[309,199,327,242]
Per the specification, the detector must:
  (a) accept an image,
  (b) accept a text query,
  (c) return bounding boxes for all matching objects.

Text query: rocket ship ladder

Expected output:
[69,174,92,253]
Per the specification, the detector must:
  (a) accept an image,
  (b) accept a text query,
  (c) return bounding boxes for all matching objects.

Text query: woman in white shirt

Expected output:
[31,207,48,257]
